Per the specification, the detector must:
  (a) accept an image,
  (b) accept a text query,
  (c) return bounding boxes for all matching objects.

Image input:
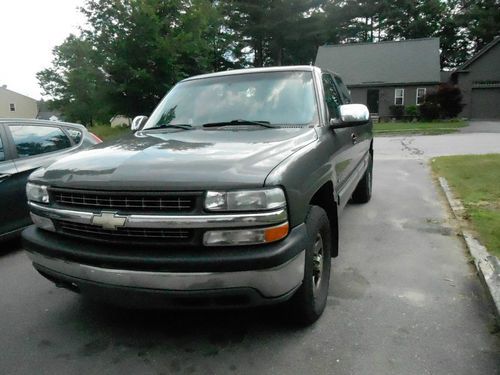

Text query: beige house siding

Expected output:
[0,87,38,118]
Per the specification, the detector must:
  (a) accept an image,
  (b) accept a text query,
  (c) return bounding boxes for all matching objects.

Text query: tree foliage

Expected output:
[38,0,499,125]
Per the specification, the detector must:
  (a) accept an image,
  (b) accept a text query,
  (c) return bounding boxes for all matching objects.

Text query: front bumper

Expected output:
[22,224,308,307]
[27,250,304,300]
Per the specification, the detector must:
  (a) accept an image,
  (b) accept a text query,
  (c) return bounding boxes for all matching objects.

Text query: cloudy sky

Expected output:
[0,0,86,100]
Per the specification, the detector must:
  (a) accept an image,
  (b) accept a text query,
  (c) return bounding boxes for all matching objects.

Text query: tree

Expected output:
[81,0,231,116]
[382,0,446,40]
[461,0,500,52]
[38,0,233,124]
[39,0,500,124]
[221,0,325,66]
[37,35,110,125]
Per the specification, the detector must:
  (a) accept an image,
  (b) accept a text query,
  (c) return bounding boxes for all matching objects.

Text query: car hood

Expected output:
[34,127,318,190]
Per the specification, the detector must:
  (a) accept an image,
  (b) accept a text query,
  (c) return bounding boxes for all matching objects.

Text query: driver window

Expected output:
[322,74,341,119]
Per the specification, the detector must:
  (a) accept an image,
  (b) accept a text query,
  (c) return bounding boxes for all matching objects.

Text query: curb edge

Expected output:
[438,176,500,323]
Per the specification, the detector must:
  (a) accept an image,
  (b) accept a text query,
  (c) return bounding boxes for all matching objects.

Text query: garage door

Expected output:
[470,88,500,119]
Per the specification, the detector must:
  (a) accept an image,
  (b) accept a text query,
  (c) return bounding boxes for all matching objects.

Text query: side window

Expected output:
[0,135,4,161]
[416,88,426,105]
[394,88,404,105]
[334,76,351,103]
[65,128,82,144]
[8,125,72,159]
[322,74,342,119]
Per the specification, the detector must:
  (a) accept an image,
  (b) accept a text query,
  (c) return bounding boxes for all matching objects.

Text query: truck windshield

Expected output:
[144,71,319,129]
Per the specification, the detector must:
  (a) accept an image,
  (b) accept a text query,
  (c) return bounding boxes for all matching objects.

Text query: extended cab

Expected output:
[22,66,373,324]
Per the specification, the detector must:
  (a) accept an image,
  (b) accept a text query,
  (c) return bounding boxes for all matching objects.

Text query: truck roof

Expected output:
[182,65,321,82]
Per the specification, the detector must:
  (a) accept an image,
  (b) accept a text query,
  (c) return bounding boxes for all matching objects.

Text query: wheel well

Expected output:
[310,181,339,257]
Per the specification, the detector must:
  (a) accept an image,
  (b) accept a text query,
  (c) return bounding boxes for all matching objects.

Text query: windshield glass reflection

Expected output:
[144,71,319,129]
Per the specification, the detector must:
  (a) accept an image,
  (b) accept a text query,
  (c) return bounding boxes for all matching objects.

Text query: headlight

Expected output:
[203,222,289,246]
[205,188,286,211]
[26,183,50,203]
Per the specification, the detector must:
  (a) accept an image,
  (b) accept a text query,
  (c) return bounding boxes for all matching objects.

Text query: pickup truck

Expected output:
[22,66,373,324]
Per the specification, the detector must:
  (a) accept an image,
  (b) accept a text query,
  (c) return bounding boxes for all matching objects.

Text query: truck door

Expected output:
[334,74,372,186]
[322,73,358,201]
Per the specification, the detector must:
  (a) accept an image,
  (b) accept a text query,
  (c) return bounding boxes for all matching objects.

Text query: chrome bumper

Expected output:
[27,250,305,298]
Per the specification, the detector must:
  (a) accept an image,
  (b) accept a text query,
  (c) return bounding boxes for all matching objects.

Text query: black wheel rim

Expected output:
[312,233,324,295]
[368,168,372,191]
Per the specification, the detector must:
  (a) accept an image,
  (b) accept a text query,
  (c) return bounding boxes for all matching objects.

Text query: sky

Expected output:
[0,0,86,100]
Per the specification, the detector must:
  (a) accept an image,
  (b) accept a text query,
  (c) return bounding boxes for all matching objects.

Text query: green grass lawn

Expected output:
[374,121,467,136]
[88,124,130,140]
[432,154,500,258]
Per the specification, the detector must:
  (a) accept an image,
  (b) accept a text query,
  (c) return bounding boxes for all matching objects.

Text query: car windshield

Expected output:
[143,71,319,129]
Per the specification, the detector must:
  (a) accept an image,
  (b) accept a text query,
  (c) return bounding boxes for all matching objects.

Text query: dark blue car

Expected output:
[0,118,101,241]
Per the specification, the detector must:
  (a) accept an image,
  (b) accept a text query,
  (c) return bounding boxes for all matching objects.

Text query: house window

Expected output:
[9,103,15,112]
[416,88,426,105]
[394,89,404,105]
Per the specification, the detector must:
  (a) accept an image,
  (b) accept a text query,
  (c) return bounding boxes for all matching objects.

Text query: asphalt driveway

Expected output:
[1,132,499,375]
[460,120,500,133]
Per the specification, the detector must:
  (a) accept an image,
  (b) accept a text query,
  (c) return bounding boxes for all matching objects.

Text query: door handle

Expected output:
[0,173,11,183]
[351,133,358,144]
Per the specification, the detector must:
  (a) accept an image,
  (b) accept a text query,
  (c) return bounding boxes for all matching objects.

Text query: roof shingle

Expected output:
[315,38,441,86]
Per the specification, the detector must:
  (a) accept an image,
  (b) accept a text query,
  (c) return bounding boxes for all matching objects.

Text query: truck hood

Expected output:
[35,127,317,190]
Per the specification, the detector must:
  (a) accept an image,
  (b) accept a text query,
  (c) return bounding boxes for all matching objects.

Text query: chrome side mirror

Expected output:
[131,115,148,132]
[339,104,369,123]
[330,104,370,127]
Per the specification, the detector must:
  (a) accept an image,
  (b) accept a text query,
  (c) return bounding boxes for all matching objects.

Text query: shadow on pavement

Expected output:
[0,237,22,256]
[47,298,309,358]
[79,298,300,333]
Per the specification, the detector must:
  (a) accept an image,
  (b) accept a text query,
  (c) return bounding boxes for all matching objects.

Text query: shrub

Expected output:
[389,105,405,119]
[405,105,418,118]
[419,100,440,121]
[436,83,465,118]
[420,83,465,120]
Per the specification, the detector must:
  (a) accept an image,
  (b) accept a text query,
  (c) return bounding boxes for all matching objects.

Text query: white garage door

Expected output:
[470,88,500,119]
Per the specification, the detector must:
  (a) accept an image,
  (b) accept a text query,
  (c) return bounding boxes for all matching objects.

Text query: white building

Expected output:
[0,85,38,118]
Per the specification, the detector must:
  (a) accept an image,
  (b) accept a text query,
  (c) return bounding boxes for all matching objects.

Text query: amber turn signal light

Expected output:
[264,222,289,243]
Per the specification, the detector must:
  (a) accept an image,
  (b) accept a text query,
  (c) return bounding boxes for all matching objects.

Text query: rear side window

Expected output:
[65,128,82,144]
[0,135,4,161]
[322,74,342,119]
[334,76,351,104]
[9,125,72,158]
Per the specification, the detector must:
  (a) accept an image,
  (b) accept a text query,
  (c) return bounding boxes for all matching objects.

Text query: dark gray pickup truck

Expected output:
[22,66,372,324]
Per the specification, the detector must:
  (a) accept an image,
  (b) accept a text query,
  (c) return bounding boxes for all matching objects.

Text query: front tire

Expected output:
[287,206,332,325]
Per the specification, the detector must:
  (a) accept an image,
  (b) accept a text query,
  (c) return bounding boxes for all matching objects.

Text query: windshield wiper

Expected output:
[202,119,274,128]
[147,123,193,130]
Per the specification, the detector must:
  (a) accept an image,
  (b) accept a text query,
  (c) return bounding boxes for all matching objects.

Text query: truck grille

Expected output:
[50,188,199,212]
[56,220,193,243]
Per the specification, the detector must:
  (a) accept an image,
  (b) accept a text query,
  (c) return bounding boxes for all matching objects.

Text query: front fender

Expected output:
[264,137,338,228]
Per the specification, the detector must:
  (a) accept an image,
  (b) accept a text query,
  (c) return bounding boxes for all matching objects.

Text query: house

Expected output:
[0,85,38,118]
[315,38,441,118]
[36,100,64,122]
[37,111,64,122]
[110,115,131,128]
[450,37,500,119]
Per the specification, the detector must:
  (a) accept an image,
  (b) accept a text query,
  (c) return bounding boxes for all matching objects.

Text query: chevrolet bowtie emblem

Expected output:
[91,211,127,230]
